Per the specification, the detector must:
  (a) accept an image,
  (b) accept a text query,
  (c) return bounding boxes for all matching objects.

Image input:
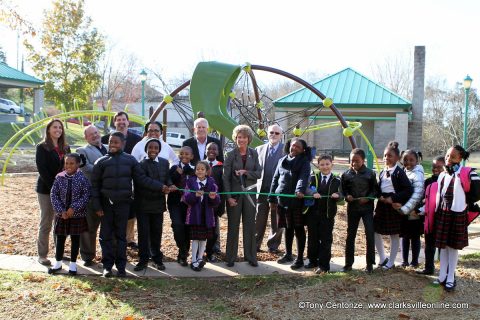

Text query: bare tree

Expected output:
[371,51,413,100]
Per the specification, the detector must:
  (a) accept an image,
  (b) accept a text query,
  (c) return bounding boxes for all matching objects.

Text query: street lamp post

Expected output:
[140,69,147,118]
[462,75,472,165]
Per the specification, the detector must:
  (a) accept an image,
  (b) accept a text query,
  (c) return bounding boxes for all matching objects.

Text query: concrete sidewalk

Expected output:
[0,235,479,278]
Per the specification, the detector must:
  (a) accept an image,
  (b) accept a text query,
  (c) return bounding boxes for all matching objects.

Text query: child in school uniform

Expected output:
[168,146,196,266]
[49,153,91,275]
[183,161,220,271]
[433,145,480,292]
[305,154,342,273]
[134,138,172,272]
[205,142,226,262]
[416,156,445,275]
[374,141,413,270]
[341,148,379,273]
[396,150,425,268]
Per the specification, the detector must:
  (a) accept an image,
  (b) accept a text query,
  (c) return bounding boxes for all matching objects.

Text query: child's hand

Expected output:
[195,190,204,197]
[61,212,68,220]
[358,198,369,204]
[162,185,170,194]
[384,197,393,204]
[392,202,402,210]
[209,191,217,199]
[346,195,354,202]
[235,169,247,176]
[176,167,183,175]
[96,210,104,217]
[331,193,339,199]
[313,193,321,199]
[410,211,419,219]
[169,185,178,192]
[66,208,74,218]
[296,192,304,199]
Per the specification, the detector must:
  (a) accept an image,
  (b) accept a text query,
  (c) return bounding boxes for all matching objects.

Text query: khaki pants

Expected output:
[37,193,55,258]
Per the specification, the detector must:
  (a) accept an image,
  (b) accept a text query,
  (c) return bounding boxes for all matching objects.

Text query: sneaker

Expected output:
[38,257,51,266]
[277,254,294,264]
[102,269,113,278]
[83,260,94,267]
[155,262,166,271]
[290,259,304,270]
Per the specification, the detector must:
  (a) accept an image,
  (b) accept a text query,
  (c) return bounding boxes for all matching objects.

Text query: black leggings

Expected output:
[55,234,80,262]
[285,226,306,259]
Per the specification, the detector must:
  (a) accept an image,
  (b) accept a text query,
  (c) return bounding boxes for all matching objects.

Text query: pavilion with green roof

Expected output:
[273,67,413,155]
[0,62,45,115]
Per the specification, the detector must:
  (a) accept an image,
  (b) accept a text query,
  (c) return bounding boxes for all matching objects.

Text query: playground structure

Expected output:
[0,61,380,184]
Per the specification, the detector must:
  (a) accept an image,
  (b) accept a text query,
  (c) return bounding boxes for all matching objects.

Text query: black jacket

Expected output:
[341,165,378,213]
[211,163,226,217]
[35,143,71,194]
[182,136,224,165]
[167,163,196,206]
[91,151,164,211]
[135,157,172,213]
[268,154,311,209]
[308,173,343,218]
[378,166,413,204]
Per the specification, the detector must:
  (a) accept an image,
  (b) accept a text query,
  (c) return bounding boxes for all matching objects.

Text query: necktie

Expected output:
[199,181,206,191]
[322,175,327,187]
[209,161,213,167]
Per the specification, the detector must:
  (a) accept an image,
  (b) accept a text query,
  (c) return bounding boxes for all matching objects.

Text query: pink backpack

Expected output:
[424,167,479,234]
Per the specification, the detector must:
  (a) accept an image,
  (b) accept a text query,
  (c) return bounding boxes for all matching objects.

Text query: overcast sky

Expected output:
[1,0,479,90]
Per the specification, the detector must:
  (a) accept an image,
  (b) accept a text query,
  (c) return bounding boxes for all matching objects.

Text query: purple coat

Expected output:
[183,176,220,228]
[50,170,91,218]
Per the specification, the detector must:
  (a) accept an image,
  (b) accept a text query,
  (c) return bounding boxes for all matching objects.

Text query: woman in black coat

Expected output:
[36,119,71,266]
[269,138,312,269]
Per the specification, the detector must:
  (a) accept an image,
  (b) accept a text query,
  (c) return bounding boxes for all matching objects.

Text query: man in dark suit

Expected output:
[77,125,108,266]
[255,124,285,253]
[101,111,142,249]
[182,118,224,165]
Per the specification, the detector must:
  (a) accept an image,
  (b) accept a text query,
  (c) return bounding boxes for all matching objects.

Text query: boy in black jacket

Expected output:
[91,132,165,278]
[167,146,195,266]
[305,155,343,273]
[341,148,378,274]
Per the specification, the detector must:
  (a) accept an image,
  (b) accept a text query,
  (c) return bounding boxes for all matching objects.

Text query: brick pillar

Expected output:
[408,46,425,153]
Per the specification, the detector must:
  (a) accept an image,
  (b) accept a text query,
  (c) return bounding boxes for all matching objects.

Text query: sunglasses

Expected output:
[269,131,281,135]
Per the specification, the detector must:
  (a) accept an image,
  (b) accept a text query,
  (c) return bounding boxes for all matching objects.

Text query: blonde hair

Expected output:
[232,125,254,144]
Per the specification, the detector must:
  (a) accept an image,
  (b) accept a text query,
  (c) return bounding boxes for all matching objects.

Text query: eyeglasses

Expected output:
[147,129,160,133]
[269,131,281,135]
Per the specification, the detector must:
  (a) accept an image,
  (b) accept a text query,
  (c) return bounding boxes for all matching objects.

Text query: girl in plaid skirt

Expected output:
[183,161,220,271]
[434,145,480,292]
[374,142,413,270]
[49,153,91,275]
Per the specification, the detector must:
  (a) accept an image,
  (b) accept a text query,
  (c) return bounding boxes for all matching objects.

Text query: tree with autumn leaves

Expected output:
[24,0,105,110]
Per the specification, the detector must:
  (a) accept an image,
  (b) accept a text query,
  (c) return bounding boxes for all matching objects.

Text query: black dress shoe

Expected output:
[68,269,77,276]
[102,269,113,278]
[365,265,373,274]
[248,261,258,267]
[277,254,294,264]
[226,261,234,267]
[416,269,434,275]
[48,266,62,274]
[198,260,206,269]
[177,257,188,267]
[134,263,148,271]
[83,260,94,267]
[304,262,318,269]
[378,258,389,267]
[116,270,127,278]
[341,266,353,272]
[154,262,166,271]
[193,266,201,272]
[290,260,304,270]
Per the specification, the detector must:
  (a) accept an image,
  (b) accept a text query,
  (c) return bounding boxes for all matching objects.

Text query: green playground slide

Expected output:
[190,61,264,147]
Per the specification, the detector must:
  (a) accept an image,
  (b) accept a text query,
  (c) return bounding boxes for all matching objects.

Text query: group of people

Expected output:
[34,112,479,292]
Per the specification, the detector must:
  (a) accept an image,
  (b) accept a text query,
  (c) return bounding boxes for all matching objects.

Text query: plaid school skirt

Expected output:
[434,208,468,250]
[54,216,88,236]
[374,195,404,235]
[278,206,305,229]
[189,225,214,240]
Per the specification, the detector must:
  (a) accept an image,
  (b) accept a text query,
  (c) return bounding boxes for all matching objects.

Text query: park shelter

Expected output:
[273,67,414,156]
[0,62,44,114]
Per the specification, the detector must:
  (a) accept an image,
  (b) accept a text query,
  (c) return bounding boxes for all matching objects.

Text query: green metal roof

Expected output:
[0,62,44,88]
[274,68,411,109]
